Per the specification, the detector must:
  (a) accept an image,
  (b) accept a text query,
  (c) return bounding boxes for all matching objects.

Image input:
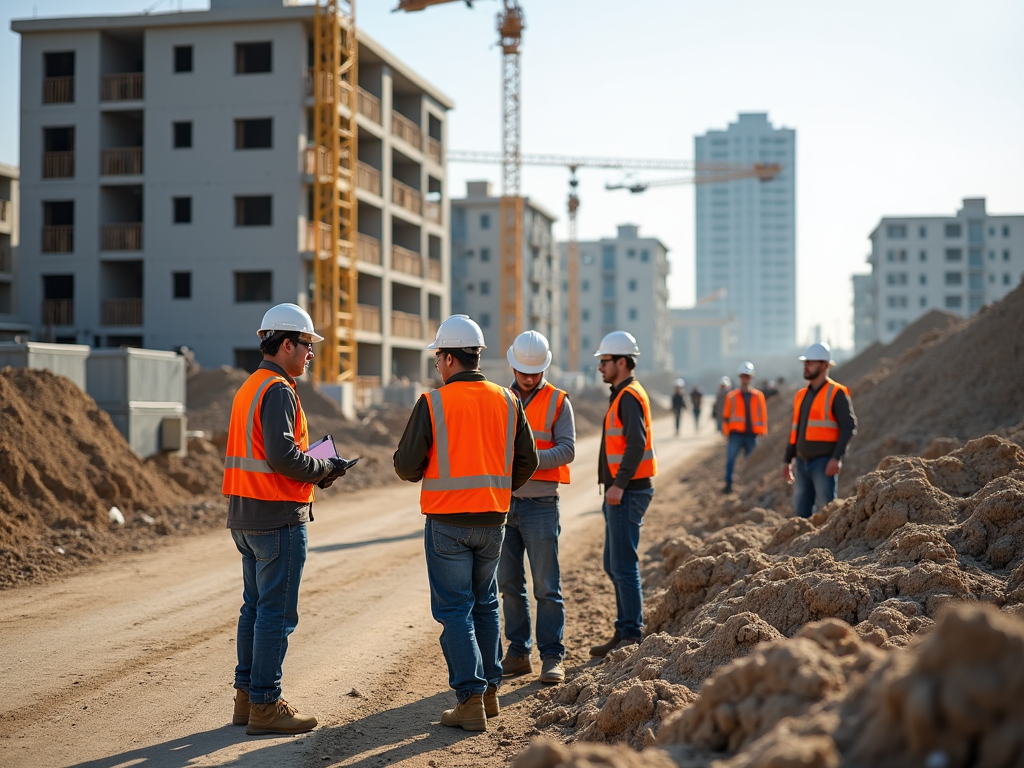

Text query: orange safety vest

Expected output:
[222,368,314,503]
[790,378,850,444]
[604,381,658,480]
[420,380,518,515]
[723,388,768,436]
[523,381,570,484]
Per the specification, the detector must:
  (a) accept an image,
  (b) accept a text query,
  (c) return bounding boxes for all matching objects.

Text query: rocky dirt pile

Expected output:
[529,434,1024,756]
[0,368,224,587]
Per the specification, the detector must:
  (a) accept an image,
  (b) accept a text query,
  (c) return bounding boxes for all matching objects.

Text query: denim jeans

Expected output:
[602,488,654,639]
[232,523,307,705]
[497,495,564,660]
[424,518,505,703]
[725,433,758,486]
[793,455,838,519]
[673,408,683,435]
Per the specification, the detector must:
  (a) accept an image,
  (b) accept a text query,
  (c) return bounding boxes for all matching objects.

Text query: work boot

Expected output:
[613,636,641,652]
[539,657,565,684]
[501,653,533,677]
[245,698,318,735]
[484,684,499,718]
[589,631,621,658]
[722,483,732,494]
[232,688,250,726]
[440,694,487,732]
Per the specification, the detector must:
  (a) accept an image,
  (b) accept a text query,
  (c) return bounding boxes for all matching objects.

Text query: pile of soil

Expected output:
[0,368,224,587]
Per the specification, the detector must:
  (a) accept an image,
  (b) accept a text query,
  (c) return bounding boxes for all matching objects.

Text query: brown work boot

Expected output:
[245,698,318,735]
[440,694,487,732]
[232,688,250,725]
[589,631,621,658]
[484,684,499,718]
[501,653,533,677]
[539,657,565,684]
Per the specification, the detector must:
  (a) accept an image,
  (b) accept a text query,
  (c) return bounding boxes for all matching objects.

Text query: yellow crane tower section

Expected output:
[311,0,359,384]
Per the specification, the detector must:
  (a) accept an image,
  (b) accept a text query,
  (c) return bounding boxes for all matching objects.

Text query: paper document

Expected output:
[305,434,339,460]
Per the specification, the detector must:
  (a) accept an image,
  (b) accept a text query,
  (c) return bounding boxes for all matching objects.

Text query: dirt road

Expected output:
[0,416,718,768]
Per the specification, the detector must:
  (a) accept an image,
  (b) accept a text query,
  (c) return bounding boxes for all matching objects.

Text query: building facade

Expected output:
[850,273,876,353]
[450,180,559,369]
[0,164,28,338]
[13,0,451,385]
[863,198,1023,345]
[670,297,736,379]
[694,113,796,357]
[559,224,672,375]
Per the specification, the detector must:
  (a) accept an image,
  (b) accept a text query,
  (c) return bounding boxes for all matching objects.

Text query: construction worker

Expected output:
[713,377,731,434]
[590,331,657,657]
[783,342,857,518]
[690,384,704,431]
[498,330,575,685]
[671,379,687,436]
[223,303,350,736]
[393,314,538,732]
[721,361,767,494]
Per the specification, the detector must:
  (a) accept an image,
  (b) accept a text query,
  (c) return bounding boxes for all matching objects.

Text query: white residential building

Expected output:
[559,224,672,375]
[695,113,796,356]
[450,181,559,370]
[850,273,876,353]
[13,0,451,385]
[0,164,29,338]
[863,198,1024,345]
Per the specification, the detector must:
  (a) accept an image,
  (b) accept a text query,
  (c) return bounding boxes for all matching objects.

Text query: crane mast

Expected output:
[497,1,524,354]
[311,0,358,384]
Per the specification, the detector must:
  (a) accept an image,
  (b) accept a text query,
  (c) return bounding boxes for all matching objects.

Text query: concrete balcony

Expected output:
[424,201,442,225]
[306,221,332,256]
[42,225,73,253]
[391,310,422,339]
[101,73,144,102]
[101,298,143,326]
[391,111,422,150]
[357,233,381,266]
[0,200,12,232]
[426,137,442,164]
[357,162,381,196]
[303,145,332,183]
[426,258,442,283]
[43,77,74,104]
[41,299,74,326]
[356,304,381,332]
[391,179,422,217]
[43,152,75,179]
[358,89,381,124]
[101,223,143,251]
[426,317,440,340]
[391,244,422,278]
[101,147,143,176]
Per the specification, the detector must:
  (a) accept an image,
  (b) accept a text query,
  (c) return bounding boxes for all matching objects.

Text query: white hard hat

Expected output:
[594,330,641,357]
[507,330,551,374]
[675,378,685,387]
[426,314,487,350]
[799,342,834,364]
[257,303,323,342]
[737,361,755,377]
[721,376,731,387]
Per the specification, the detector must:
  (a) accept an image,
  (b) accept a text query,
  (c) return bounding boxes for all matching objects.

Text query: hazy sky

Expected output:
[3,0,1022,349]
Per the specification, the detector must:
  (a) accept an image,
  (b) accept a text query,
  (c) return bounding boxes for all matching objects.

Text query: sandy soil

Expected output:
[0,416,717,768]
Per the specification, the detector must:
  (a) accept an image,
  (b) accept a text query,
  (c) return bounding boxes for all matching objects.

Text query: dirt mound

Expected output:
[513,739,678,768]
[0,368,224,587]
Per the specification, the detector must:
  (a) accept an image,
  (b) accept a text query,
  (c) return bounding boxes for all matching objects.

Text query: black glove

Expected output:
[317,457,349,489]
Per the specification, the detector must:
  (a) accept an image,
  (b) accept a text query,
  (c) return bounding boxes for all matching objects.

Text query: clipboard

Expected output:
[306,435,361,470]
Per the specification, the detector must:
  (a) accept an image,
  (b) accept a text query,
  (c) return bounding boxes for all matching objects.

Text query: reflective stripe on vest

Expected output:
[222,368,314,503]
[790,379,848,444]
[723,388,768,436]
[604,381,658,480]
[420,381,517,514]
[524,382,570,484]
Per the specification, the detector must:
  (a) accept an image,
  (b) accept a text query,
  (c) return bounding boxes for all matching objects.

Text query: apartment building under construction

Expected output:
[13,0,451,388]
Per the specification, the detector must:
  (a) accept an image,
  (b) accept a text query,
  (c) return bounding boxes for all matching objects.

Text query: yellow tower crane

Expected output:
[310,0,359,385]
[396,0,525,353]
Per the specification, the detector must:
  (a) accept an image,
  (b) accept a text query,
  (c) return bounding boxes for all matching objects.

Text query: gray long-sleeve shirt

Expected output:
[511,379,576,498]
[598,377,653,491]
[226,361,336,530]
[783,381,858,464]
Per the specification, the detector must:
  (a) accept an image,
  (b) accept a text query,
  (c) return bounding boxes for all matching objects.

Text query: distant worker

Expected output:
[671,379,687,436]
[721,362,767,494]
[394,315,538,732]
[498,330,575,686]
[783,343,857,518]
[590,331,657,657]
[223,303,349,735]
[690,384,704,431]
[712,377,731,434]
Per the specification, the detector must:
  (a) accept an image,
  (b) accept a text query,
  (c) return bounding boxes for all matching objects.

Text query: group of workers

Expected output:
[220,303,658,736]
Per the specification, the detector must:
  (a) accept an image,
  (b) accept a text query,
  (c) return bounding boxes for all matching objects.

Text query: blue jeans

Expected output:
[232,524,307,705]
[725,433,758,486]
[602,488,654,639]
[424,519,505,703]
[793,456,838,519]
[497,495,564,660]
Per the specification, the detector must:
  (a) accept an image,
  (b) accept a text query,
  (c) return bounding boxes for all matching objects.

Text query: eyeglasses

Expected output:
[293,339,313,350]
[597,357,616,365]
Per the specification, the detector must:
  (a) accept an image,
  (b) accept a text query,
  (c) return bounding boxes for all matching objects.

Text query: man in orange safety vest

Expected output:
[721,361,767,494]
